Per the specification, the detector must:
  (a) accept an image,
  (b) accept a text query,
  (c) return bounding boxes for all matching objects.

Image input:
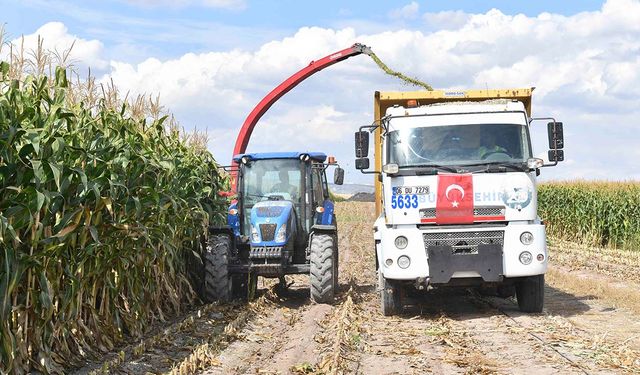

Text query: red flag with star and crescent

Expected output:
[436,173,474,224]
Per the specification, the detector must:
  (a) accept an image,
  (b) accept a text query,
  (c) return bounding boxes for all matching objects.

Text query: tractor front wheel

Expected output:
[203,234,233,303]
[309,233,336,304]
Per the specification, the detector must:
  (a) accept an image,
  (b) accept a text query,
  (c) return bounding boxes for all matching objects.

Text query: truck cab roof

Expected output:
[233,152,327,163]
[386,99,527,118]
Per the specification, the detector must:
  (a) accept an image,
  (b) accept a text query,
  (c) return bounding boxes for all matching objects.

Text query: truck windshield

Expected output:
[387,123,532,168]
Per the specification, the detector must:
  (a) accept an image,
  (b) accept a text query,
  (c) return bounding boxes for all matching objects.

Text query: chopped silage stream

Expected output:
[77,202,640,374]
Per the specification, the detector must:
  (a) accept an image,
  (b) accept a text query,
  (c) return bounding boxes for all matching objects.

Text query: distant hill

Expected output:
[329,183,375,196]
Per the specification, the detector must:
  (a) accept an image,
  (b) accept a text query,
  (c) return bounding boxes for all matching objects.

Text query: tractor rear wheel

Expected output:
[310,233,336,304]
[203,234,233,303]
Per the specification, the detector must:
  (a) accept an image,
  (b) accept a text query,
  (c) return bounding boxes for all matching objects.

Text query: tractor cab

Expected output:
[202,152,342,304]
[231,152,342,247]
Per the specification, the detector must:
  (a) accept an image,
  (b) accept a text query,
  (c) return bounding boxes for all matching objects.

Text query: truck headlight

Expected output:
[251,225,260,243]
[519,251,533,265]
[520,231,534,245]
[397,255,411,269]
[275,225,286,242]
[394,236,408,249]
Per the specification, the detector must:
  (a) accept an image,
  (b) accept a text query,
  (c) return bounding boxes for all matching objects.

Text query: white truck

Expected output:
[354,88,564,315]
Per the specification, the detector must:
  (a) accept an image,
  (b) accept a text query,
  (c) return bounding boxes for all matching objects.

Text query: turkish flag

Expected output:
[436,173,474,224]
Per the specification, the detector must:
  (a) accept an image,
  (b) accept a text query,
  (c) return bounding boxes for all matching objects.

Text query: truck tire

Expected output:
[310,234,336,304]
[379,271,401,316]
[516,274,544,313]
[203,234,233,303]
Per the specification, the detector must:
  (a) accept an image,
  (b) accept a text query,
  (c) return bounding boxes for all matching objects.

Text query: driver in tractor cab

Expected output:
[271,170,298,199]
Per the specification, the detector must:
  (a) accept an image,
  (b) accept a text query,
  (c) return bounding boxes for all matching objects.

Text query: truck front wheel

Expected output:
[310,233,336,304]
[379,271,401,316]
[516,274,544,313]
[203,234,233,303]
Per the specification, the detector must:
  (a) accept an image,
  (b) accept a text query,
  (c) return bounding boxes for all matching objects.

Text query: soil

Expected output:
[74,202,640,374]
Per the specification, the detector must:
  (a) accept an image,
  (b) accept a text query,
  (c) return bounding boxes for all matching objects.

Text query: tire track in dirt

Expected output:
[202,282,334,375]
[197,202,640,374]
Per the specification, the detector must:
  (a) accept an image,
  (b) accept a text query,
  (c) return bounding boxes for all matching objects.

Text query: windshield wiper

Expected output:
[400,164,460,174]
[464,161,528,173]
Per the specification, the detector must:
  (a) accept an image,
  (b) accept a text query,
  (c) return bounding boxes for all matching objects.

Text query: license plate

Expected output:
[392,186,430,195]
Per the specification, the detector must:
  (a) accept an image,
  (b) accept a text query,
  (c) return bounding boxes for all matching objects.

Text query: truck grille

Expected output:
[423,231,504,254]
[419,206,505,219]
[259,224,277,241]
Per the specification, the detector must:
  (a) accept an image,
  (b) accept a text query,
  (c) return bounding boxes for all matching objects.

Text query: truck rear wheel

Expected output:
[516,274,544,313]
[203,234,233,303]
[379,271,401,316]
[310,233,336,304]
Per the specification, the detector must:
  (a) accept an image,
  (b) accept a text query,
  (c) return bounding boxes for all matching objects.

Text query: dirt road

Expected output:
[78,202,640,374]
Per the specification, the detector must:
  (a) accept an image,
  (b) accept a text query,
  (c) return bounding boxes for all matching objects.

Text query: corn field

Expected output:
[0,59,227,373]
[538,181,640,249]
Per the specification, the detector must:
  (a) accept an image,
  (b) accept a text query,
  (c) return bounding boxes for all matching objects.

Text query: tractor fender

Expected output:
[311,224,337,233]
[208,225,235,236]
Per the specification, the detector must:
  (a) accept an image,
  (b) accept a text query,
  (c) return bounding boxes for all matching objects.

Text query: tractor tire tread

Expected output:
[310,234,335,304]
[203,234,232,303]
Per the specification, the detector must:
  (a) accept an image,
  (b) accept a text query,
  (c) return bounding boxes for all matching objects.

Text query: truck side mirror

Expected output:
[548,149,564,162]
[333,167,344,185]
[547,121,564,149]
[355,131,369,158]
[355,158,370,170]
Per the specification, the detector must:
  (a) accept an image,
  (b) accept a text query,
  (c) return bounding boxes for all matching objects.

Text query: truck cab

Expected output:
[355,89,564,315]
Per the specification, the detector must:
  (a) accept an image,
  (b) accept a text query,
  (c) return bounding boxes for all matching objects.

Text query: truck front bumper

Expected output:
[377,222,547,282]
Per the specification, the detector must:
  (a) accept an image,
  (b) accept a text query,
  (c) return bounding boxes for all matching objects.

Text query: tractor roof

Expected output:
[233,152,327,163]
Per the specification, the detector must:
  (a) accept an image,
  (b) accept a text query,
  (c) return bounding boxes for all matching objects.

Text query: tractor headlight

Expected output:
[275,225,286,242]
[250,225,260,243]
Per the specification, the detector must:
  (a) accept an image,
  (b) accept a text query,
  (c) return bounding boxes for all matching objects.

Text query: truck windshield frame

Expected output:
[386,123,533,169]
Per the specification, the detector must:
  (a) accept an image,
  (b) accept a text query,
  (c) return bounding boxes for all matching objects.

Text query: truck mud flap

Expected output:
[427,244,503,284]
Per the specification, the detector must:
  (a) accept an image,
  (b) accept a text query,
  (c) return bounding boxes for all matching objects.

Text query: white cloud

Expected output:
[423,10,471,30]
[17,0,640,182]
[121,0,246,10]
[2,22,107,70]
[389,2,420,20]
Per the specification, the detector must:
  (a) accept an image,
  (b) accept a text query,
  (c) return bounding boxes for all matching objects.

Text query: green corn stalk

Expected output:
[0,62,228,374]
[538,181,640,250]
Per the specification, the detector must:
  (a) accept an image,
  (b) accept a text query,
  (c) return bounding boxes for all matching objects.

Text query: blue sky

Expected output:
[3,1,607,61]
[2,0,639,183]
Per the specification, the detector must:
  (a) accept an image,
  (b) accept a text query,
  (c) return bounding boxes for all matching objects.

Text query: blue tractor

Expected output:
[201,152,344,303]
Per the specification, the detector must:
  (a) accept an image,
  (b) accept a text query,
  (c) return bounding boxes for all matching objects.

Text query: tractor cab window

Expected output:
[242,159,301,202]
[241,158,302,236]
[311,166,324,205]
